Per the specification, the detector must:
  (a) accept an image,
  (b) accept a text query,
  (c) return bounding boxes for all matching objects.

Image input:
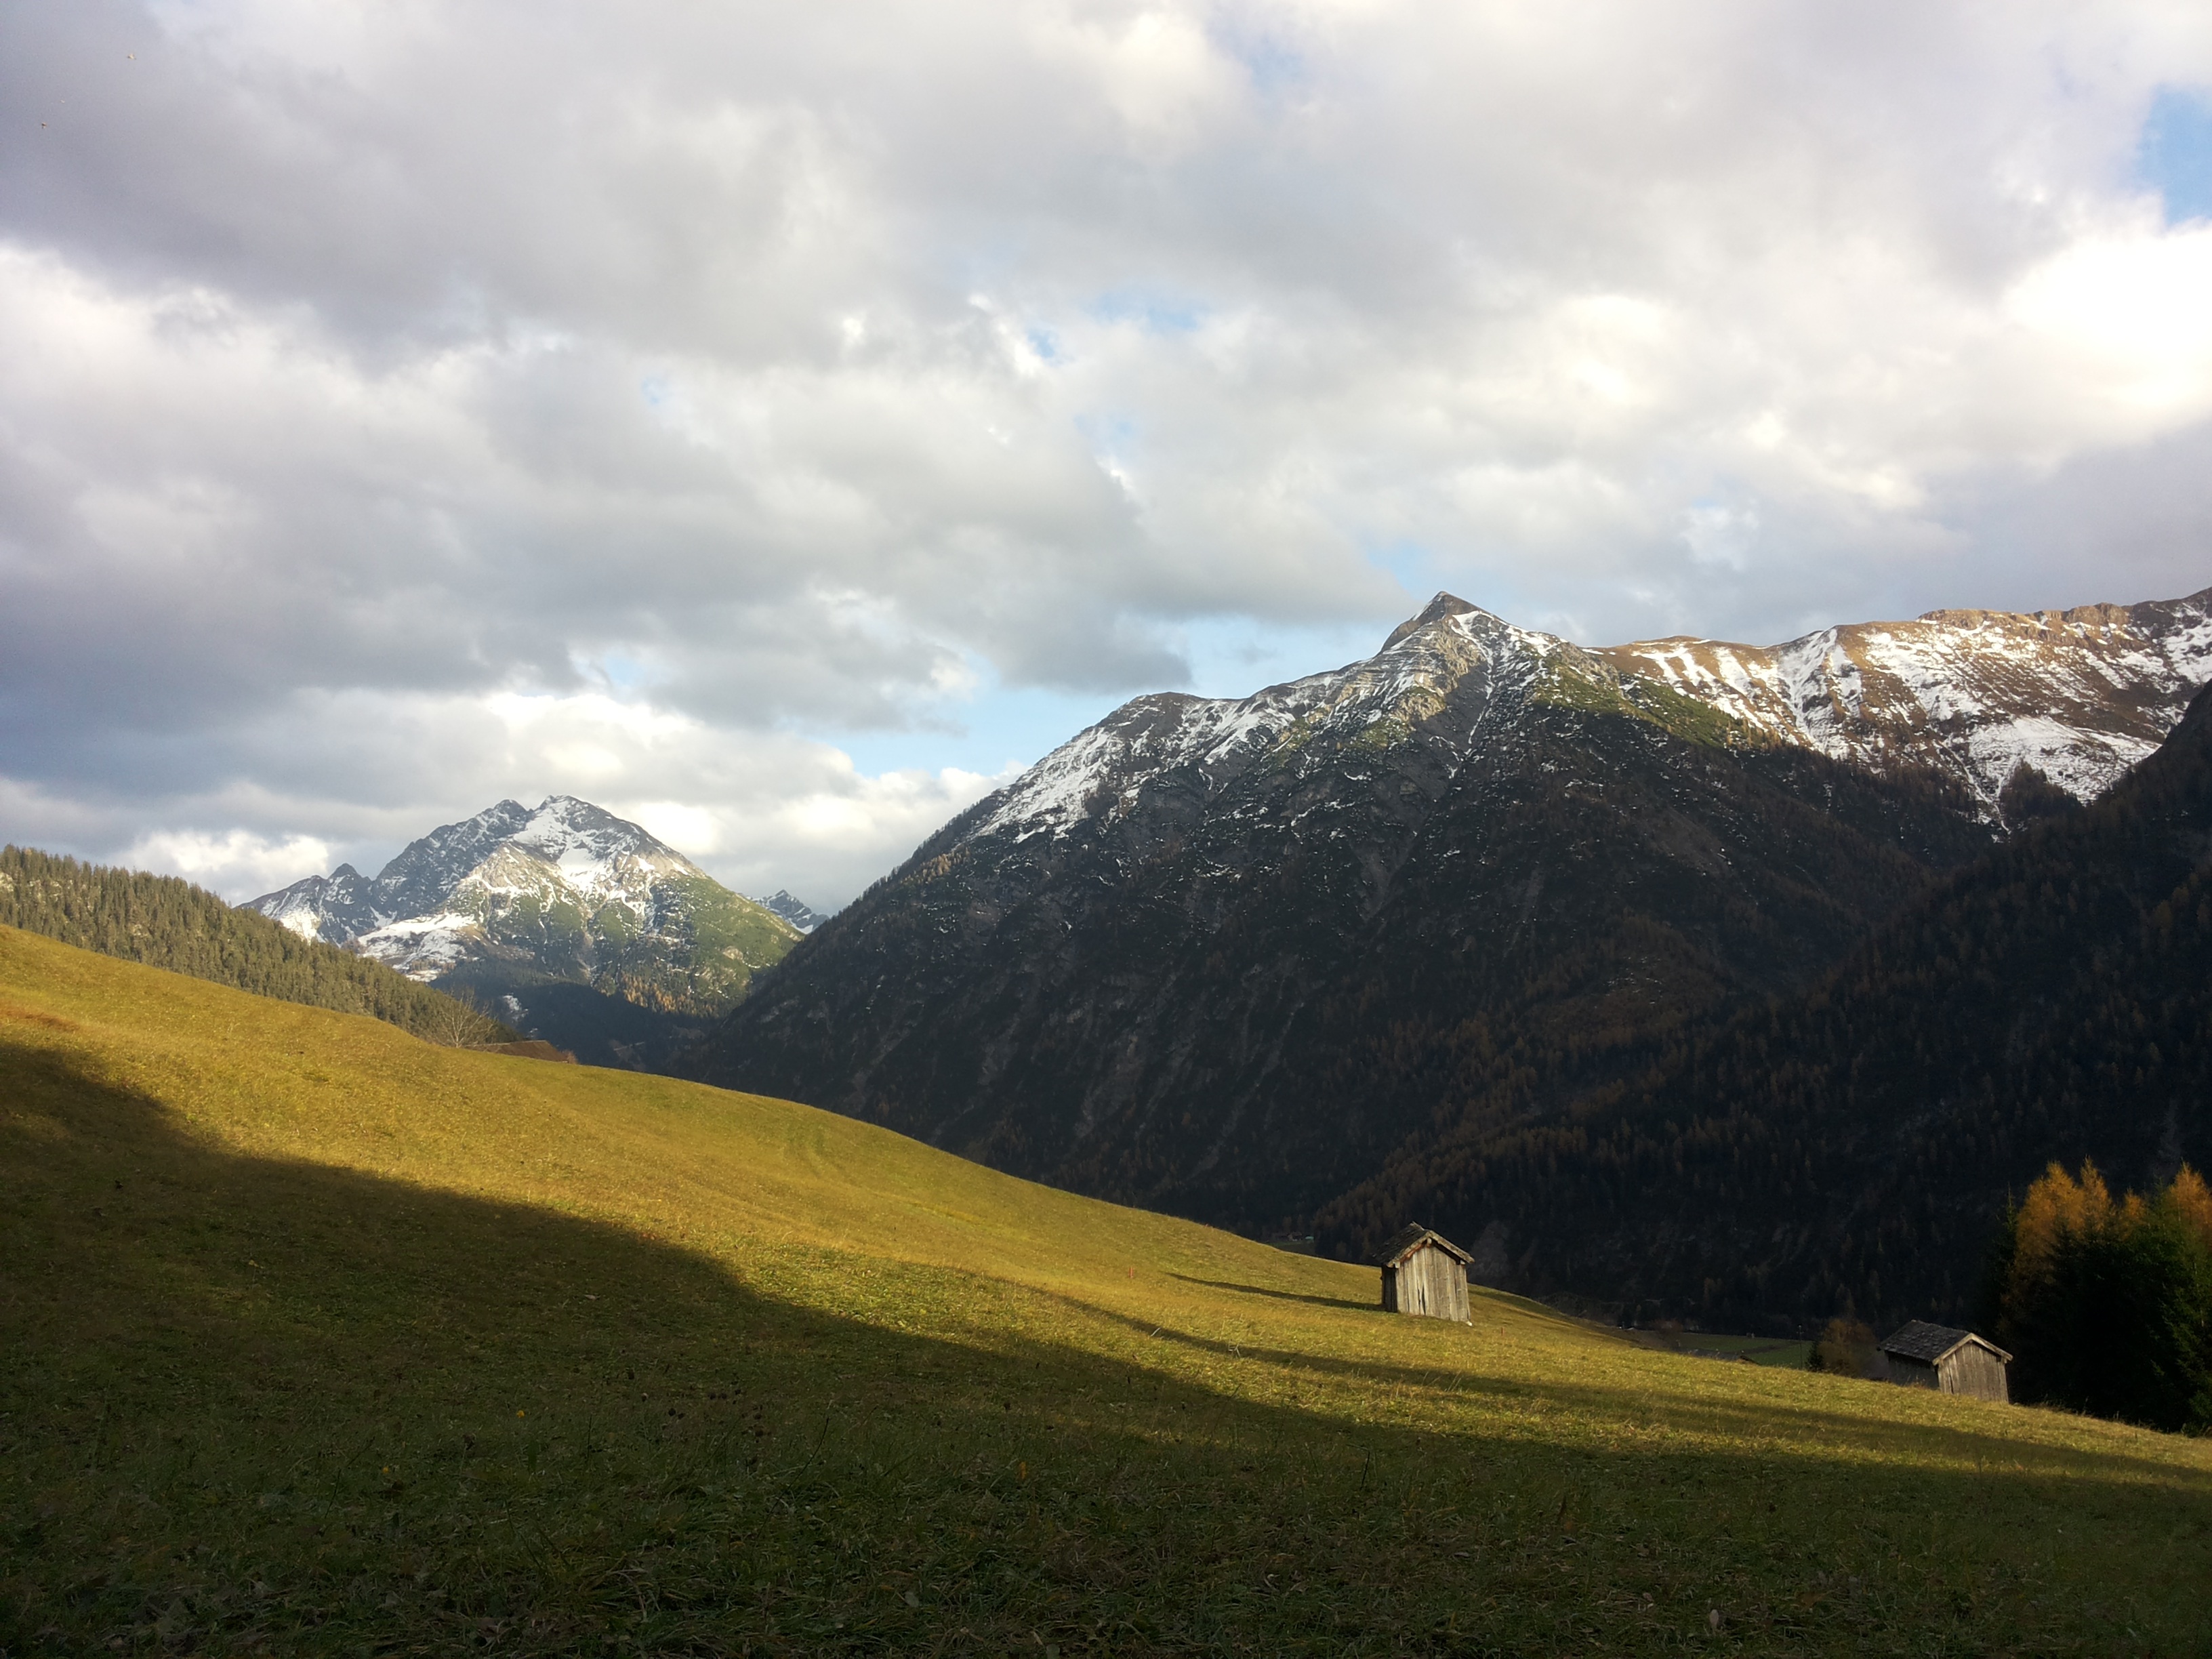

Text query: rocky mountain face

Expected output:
[245,796,800,1067]
[695,586,2212,1250]
[1593,589,2212,811]
[1322,680,2212,1334]
[756,890,831,934]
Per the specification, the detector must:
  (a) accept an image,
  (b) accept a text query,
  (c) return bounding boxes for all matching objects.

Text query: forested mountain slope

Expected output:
[0,845,512,1044]
[1324,681,2212,1331]
[698,598,2002,1232]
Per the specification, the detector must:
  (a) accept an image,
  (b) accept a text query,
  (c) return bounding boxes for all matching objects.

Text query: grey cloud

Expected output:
[5,0,2212,899]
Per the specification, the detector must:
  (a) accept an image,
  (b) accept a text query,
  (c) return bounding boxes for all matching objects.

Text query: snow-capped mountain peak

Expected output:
[967,586,2212,847]
[240,796,802,1021]
[755,890,830,933]
[1594,588,2212,808]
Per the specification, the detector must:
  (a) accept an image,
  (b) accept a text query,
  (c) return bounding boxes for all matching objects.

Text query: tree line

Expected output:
[1983,1160,2212,1432]
[1,845,514,1046]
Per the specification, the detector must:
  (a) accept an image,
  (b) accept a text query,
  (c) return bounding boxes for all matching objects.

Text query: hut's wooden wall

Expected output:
[1885,1345,2009,1403]
[1384,1242,1469,1322]
[1885,1354,1940,1389]
[1936,1343,2009,1403]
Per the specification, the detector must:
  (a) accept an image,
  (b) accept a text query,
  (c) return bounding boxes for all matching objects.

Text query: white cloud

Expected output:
[6,0,2212,898]
[123,828,335,899]
[2002,222,2212,430]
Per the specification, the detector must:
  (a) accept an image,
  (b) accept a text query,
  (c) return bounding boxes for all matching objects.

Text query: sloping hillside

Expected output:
[4,927,2209,1652]
[1328,681,2212,1331]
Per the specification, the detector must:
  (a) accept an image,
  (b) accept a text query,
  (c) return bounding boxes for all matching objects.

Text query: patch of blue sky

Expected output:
[638,375,672,408]
[1359,539,1538,628]
[1176,613,1383,699]
[819,612,1393,783]
[1364,540,1434,606]
[2137,85,2212,225]
[582,653,656,694]
[1086,290,1207,335]
[1076,411,1139,451]
[1206,15,1308,100]
[825,680,1126,781]
[1026,327,1063,365]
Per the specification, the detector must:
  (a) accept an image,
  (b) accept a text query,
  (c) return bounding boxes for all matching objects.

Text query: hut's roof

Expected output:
[1376,1224,1474,1268]
[1879,1319,2012,1366]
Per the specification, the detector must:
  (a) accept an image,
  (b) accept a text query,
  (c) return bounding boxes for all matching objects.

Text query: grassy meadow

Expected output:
[3,924,2210,1655]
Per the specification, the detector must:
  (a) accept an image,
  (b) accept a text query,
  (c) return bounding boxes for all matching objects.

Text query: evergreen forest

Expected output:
[0,845,514,1046]
[1319,682,2212,1337]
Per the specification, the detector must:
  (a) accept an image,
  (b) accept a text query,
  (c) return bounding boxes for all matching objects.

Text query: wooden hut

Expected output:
[1877,1320,2011,1402]
[1377,1225,1473,1322]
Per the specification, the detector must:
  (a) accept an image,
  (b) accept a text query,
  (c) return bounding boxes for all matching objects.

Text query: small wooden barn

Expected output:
[1877,1320,2011,1402]
[1377,1225,1473,1322]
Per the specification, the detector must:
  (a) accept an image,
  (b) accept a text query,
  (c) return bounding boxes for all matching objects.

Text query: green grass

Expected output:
[1533,660,1750,750]
[3,926,2210,1656]
[1626,1332,1817,1370]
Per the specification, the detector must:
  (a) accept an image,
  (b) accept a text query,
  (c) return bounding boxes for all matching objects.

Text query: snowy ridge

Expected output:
[245,796,708,953]
[241,795,800,993]
[972,598,1557,842]
[248,863,384,943]
[969,587,2212,844]
[1599,590,2212,808]
[346,911,482,979]
[755,890,830,933]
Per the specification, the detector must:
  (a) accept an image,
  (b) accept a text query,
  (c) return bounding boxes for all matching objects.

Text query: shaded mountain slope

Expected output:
[1324,681,2212,1331]
[0,844,513,1044]
[699,600,1996,1231]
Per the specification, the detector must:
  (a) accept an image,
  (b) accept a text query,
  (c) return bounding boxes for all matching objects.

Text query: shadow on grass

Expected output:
[3,1029,2210,1658]
[1061,1288,2210,1489]
[1168,1273,1378,1311]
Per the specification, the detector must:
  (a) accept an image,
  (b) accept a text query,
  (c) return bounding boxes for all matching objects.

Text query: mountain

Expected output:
[1,844,514,1046]
[1321,677,2212,1333]
[1593,588,2212,811]
[756,890,831,933]
[246,796,800,1067]
[695,587,2212,1244]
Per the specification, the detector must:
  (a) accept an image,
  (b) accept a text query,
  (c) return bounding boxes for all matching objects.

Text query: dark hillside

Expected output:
[0,845,514,1045]
[701,677,1990,1235]
[1323,684,2212,1331]
[436,960,707,1071]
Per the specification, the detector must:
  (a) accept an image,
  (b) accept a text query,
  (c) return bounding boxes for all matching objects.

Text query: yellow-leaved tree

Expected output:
[1984,1161,2212,1431]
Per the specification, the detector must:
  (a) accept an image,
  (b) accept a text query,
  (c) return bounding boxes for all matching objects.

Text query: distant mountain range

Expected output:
[695,586,2212,1325]
[756,890,831,933]
[245,796,808,1067]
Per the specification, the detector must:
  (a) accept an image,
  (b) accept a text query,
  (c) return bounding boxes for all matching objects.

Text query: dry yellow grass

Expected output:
[4,922,2209,1654]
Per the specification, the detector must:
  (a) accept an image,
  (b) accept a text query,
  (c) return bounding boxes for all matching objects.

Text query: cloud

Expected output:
[121,827,336,899]
[5,0,2212,899]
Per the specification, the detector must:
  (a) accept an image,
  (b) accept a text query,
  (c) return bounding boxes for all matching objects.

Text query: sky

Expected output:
[5,1,2212,909]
